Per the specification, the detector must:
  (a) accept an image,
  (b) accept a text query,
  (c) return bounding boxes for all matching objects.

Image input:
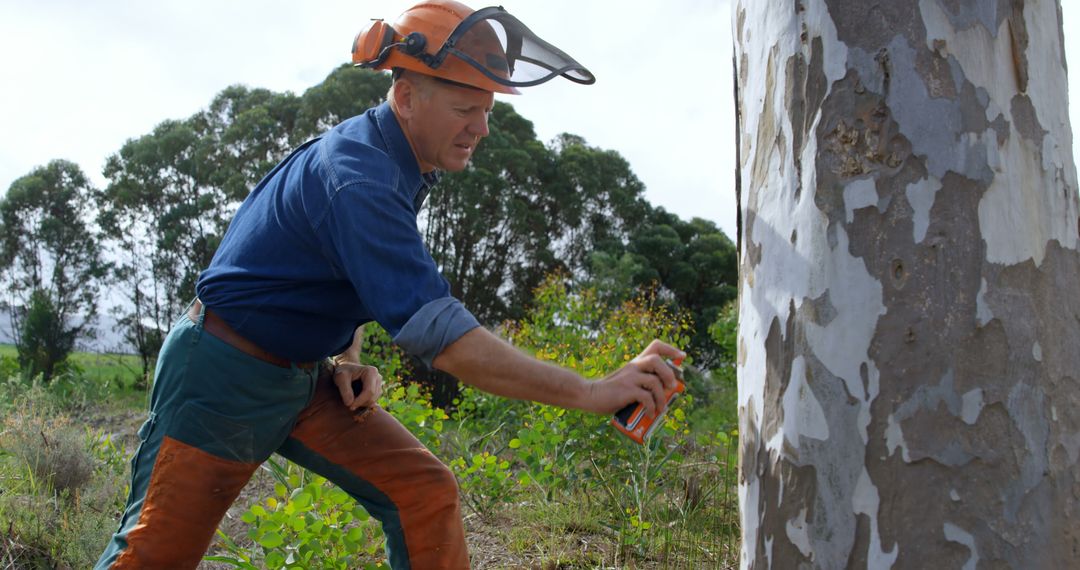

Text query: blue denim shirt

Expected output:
[196,102,479,366]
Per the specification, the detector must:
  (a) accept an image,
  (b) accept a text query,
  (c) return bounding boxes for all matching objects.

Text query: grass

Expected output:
[0,344,145,388]
[501,495,614,566]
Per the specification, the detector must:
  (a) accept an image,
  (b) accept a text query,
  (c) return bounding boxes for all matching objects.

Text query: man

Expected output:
[96,2,682,568]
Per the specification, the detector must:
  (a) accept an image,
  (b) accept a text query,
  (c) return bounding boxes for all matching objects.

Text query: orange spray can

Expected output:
[611,358,686,444]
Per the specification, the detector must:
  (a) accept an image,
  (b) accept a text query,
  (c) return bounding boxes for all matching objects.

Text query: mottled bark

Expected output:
[734,1,1080,568]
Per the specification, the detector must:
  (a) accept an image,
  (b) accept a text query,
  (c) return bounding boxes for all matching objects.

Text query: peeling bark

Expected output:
[734,0,1080,568]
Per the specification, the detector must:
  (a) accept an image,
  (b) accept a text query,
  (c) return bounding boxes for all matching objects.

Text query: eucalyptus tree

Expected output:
[735,1,1079,567]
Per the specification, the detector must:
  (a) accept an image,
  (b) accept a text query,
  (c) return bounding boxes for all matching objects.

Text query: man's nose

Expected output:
[468,113,490,138]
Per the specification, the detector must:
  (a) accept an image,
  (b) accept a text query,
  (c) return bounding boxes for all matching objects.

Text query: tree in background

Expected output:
[625,210,738,367]
[194,85,302,201]
[584,209,738,368]
[0,160,107,381]
[98,119,225,379]
[295,64,391,139]
[735,0,1079,567]
[546,134,652,270]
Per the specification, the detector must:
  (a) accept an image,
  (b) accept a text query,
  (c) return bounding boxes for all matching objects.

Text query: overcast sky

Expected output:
[2,1,1079,243]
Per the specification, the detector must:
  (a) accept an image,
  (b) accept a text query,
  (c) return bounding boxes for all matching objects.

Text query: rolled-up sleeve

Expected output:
[394,297,480,368]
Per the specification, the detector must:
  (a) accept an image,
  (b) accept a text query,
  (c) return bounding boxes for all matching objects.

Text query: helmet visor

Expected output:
[436,6,595,88]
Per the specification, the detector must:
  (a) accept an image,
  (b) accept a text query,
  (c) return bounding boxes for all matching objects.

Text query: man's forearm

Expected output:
[432,327,592,410]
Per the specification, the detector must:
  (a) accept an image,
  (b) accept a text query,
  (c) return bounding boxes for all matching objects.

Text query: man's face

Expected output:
[406,77,495,172]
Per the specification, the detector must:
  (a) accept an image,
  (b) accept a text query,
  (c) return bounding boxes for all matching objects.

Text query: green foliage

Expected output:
[195,85,302,200]
[438,273,739,567]
[357,323,408,383]
[296,66,391,138]
[696,301,739,435]
[447,451,515,519]
[708,300,739,364]
[0,353,18,383]
[357,323,450,451]
[0,345,142,420]
[100,117,230,337]
[381,382,449,451]
[16,289,78,382]
[211,463,386,570]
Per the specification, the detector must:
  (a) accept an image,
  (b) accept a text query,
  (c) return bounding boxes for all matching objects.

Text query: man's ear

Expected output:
[390,78,417,120]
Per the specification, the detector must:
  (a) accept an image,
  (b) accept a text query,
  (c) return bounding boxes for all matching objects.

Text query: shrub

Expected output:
[210,463,387,570]
[2,402,95,496]
[470,273,715,562]
[15,289,78,383]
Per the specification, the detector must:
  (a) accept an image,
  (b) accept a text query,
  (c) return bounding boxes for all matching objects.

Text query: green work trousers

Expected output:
[95,301,468,569]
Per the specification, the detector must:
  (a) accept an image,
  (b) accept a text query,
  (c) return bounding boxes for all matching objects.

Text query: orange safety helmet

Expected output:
[352,0,594,95]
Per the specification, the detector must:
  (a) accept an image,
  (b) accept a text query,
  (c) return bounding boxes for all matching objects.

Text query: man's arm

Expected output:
[432,327,685,417]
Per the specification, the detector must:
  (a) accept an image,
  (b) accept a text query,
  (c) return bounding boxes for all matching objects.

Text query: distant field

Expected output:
[0,344,145,388]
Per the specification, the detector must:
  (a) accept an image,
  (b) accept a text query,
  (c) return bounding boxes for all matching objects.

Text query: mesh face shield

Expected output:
[429,6,595,88]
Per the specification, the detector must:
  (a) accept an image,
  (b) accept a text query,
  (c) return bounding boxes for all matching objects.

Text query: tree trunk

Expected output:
[733,1,1080,568]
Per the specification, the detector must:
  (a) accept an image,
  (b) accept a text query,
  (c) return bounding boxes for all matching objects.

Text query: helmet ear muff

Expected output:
[353,20,397,67]
[402,32,427,56]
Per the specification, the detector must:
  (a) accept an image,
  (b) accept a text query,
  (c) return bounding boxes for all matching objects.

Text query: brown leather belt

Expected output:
[189,299,316,370]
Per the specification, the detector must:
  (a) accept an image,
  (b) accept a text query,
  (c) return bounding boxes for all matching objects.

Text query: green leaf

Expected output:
[258,531,284,548]
[291,491,313,509]
[265,551,286,569]
[328,488,350,505]
[346,527,364,542]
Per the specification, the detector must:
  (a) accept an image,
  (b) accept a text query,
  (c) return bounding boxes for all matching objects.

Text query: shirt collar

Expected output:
[373,102,441,210]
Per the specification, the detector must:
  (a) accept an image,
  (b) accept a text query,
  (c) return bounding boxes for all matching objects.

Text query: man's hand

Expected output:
[584,340,685,417]
[333,362,383,411]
